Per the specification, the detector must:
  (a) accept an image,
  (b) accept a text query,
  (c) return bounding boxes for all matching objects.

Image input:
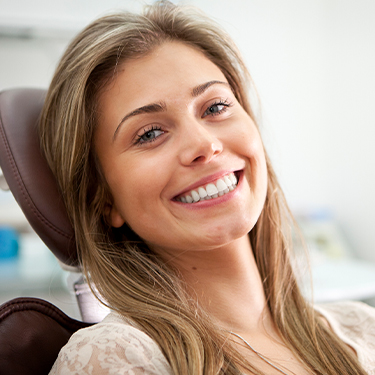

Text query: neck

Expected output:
[166,235,271,334]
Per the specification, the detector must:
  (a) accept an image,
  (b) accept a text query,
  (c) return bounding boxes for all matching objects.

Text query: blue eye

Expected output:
[136,126,164,145]
[203,100,232,117]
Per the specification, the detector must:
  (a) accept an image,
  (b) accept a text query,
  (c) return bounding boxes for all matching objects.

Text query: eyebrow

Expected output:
[112,80,230,142]
[191,80,230,97]
[113,102,166,142]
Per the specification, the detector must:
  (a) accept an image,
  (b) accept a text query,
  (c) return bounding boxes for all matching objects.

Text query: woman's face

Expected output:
[95,41,267,256]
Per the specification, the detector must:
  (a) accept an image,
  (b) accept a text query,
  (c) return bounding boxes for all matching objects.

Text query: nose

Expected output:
[178,121,223,166]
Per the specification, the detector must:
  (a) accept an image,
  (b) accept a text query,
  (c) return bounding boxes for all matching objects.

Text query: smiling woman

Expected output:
[95,41,267,255]
[39,1,374,374]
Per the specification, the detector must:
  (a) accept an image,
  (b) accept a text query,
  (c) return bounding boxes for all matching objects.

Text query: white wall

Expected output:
[1,0,375,260]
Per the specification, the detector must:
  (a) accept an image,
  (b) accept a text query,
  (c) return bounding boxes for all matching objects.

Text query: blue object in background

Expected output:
[0,226,19,260]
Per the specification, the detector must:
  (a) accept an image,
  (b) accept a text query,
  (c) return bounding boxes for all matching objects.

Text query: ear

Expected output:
[104,203,125,228]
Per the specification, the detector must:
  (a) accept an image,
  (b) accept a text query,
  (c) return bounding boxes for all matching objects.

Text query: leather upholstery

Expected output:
[0,88,78,267]
[0,297,92,375]
[0,88,92,373]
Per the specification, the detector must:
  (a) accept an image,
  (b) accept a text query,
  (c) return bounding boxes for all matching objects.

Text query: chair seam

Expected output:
[0,298,92,330]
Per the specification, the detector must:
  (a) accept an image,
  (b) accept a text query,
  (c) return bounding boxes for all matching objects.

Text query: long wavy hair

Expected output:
[39,1,365,374]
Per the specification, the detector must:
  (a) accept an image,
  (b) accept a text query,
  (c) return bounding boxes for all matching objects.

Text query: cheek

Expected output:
[234,124,268,205]
[232,123,267,172]
[109,157,169,223]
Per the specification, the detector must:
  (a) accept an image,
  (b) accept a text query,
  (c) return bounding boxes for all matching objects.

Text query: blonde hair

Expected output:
[40,1,366,374]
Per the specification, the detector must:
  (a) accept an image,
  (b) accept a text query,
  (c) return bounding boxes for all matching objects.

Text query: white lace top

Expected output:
[50,301,375,374]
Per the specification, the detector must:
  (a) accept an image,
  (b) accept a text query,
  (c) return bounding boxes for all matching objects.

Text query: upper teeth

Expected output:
[177,172,238,203]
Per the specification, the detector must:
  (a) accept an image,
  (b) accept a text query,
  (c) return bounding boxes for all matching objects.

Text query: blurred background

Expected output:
[1,0,375,317]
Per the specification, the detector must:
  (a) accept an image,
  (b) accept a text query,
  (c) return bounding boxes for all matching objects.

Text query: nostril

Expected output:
[192,155,204,163]
[211,141,222,154]
[180,138,222,166]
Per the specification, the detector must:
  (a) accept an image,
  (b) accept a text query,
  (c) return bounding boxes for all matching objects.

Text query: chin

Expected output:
[200,220,254,248]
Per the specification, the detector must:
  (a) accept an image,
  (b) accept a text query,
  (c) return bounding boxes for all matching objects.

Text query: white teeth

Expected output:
[177,172,239,204]
[229,173,237,185]
[216,178,227,192]
[224,176,232,187]
[191,190,200,202]
[198,187,208,199]
[206,183,218,196]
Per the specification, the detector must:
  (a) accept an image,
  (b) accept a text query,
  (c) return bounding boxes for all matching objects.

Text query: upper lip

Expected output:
[173,168,243,199]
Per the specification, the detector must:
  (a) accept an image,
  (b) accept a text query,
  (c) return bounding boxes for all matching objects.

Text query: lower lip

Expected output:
[172,171,243,209]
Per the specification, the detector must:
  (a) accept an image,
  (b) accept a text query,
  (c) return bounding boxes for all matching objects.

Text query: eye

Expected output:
[203,99,232,118]
[135,126,164,145]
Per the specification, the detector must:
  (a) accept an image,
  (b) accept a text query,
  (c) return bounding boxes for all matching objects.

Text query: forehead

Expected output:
[98,41,228,113]
[120,41,226,84]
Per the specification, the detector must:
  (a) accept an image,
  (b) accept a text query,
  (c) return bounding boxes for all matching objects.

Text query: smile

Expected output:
[175,172,238,203]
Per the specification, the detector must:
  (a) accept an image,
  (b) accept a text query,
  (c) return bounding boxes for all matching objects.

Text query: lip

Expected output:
[172,169,243,200]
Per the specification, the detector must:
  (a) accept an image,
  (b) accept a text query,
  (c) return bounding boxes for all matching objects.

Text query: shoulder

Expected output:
[315,301,375,372]
[315,300,375,332]
[315,300,375,325]
[49,312,172,375]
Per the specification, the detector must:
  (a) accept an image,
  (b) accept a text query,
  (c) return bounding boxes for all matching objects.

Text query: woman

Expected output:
[40,1,374,374]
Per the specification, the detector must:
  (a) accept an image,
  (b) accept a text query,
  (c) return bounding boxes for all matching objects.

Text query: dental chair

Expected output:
[0,88,108,375]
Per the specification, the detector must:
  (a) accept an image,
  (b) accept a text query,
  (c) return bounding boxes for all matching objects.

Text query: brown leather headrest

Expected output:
[0,88,78,267]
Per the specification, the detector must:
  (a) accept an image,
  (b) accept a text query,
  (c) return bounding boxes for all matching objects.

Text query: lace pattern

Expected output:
[316,301,375,374]
[49,313,172,374]
[50,301,375,374]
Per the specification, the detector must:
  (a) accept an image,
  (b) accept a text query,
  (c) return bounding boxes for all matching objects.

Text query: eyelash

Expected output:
[134,125,164,146]
[133,99,233,146]
[203,99,233,117]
